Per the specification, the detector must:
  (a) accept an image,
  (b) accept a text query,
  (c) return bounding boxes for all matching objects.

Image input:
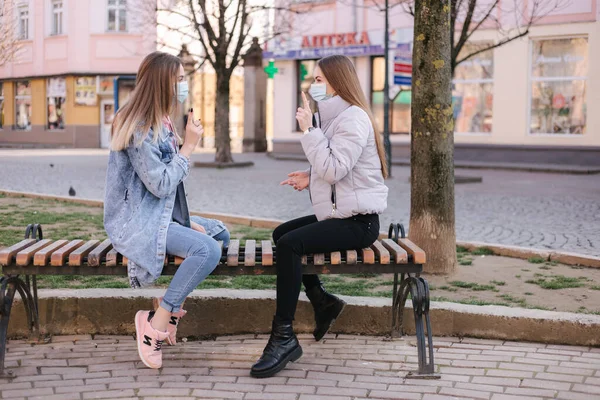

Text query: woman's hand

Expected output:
[181,108,203,159]
[281,171,309,191]
[191,221,207,234]
[296,92,313,132]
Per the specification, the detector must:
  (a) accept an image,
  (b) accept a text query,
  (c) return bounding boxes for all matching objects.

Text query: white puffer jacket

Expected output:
[301,95,388,221]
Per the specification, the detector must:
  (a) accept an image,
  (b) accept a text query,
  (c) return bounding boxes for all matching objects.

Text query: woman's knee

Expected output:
[190,237,222,269]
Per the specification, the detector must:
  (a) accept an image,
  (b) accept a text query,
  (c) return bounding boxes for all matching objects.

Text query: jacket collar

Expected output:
[317,95,351,131]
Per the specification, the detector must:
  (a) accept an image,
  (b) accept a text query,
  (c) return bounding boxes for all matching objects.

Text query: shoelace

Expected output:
[154,339,164,352]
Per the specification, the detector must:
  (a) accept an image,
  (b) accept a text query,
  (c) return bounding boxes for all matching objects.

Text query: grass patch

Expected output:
[471,247,494,256]
[577,307,600,315]
[515,275,521,279]
[525,275,585,290]
[449,281,497,291]
[590,286,600,291]
[456,245,469,254]
[538,266,551,270]
[490,280,505,286]
[438,285,458,292]
[524,292,533,295]
[528,257,545,264]
[459,259,473,266]
[498,294,527,307]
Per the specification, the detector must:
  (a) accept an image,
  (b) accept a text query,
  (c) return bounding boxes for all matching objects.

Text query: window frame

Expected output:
[14,80,32,131]
[46,77,66,131]
[452,45,494,136]
[527,36,588,137]
[51,0,64,36]
[107,0,127,33]
[18,4,30,40]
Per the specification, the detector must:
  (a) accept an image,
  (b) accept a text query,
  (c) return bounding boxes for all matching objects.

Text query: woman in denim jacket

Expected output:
[104,52,227,369]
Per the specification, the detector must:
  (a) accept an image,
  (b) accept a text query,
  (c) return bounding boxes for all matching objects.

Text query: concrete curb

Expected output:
[1,189,599,267]
[7,289,600,346]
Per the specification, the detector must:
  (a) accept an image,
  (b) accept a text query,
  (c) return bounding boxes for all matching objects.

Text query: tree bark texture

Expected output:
[214,72,234,163]
[409,0,456,275]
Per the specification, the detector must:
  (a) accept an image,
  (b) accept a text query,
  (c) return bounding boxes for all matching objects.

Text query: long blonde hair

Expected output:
[111,52,182,151]
[318,55,388,178]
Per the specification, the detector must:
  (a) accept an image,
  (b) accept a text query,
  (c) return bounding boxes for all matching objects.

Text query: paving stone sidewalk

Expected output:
[2,334,600,399]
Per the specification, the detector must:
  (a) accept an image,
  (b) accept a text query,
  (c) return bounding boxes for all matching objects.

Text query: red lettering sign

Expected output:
[301,31,371,48]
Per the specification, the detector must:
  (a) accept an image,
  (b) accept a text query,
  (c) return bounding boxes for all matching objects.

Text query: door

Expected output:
[100,99,115,149]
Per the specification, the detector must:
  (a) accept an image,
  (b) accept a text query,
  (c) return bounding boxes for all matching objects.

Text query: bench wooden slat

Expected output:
[0,239,37,265]
[301,255,307,265]
[371,241,390,264]
[261,241,273,266]
[174,257,183,266]
[227,240,240,267]
[105,248,119,266]
[346,250,357,265]
[16,240,53,266]
[51,240,84,266]
[381,239,408,264]
[122,256,129,266]
[362,248,375,264]
[34,240,69,266]
[330,251,341,265]
[314,254,325,266]
[398,239,426,264]
[69,240,101,266]
[244,240,256,267]
[87,239,113,267]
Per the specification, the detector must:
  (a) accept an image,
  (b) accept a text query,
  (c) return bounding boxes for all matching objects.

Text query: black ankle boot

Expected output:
[305,285,346,341]
[250,317,303,378]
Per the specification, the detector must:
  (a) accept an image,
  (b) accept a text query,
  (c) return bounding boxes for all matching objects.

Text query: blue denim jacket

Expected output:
[104,127,191,287]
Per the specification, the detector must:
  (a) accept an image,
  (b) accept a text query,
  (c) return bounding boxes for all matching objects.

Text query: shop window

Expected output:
[453,45,494,134]
[15,80,32,130]
[107,0,127,32]
[51,0,64,35]
[0,82,4,129]
[530,37,587,135]
[47,78,66,130]
[18,5,29,40]
[371,57,411,134]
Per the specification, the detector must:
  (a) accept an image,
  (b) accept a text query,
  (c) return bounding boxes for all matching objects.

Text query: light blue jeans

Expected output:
[160,216,227,312]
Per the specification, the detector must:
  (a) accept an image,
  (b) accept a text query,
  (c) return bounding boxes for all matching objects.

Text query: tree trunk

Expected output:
[214,72,234,163]
[409,0,456,275]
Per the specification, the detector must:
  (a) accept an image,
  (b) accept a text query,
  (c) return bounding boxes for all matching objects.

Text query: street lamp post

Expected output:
[383,0,392,177]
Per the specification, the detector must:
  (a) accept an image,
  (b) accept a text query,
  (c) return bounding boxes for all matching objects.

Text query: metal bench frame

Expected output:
[0,223,437,379]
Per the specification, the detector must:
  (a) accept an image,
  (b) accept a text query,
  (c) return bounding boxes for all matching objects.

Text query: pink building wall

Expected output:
[0,0,156,80]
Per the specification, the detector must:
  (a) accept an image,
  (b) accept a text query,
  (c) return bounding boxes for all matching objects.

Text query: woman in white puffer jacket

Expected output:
[251,55,389,379]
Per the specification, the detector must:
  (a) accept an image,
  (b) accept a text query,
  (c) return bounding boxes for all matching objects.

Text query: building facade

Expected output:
[0,0,155,148]
[265,1,600,166]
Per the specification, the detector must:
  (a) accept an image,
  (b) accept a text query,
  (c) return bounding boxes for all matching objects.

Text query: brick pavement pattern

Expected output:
[2,334,600,399]
[0,151,599,256]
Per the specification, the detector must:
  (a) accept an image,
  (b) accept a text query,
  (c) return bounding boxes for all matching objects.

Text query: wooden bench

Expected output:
[0,223,436,378]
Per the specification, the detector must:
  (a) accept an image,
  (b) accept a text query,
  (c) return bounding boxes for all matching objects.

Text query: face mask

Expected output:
[177,81,189,103]
[309,83,333,102]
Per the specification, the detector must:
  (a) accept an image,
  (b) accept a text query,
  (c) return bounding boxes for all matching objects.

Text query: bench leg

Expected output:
[405,276,439,379]
[0,276,17,377]
[0,274,44,378]
[391,274,439,379]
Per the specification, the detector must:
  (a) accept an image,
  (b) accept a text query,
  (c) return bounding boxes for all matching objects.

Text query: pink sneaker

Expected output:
[134,310,170,369]
[153,297,187,346]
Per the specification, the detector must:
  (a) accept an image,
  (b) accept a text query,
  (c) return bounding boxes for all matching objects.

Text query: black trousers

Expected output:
[273,214,380,323]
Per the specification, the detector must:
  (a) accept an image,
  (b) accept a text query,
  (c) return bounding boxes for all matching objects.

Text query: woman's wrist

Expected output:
[179,144,194,160]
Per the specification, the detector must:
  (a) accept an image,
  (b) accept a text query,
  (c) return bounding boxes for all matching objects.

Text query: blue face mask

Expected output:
[177,81,189,103]
[309,83,333,102]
